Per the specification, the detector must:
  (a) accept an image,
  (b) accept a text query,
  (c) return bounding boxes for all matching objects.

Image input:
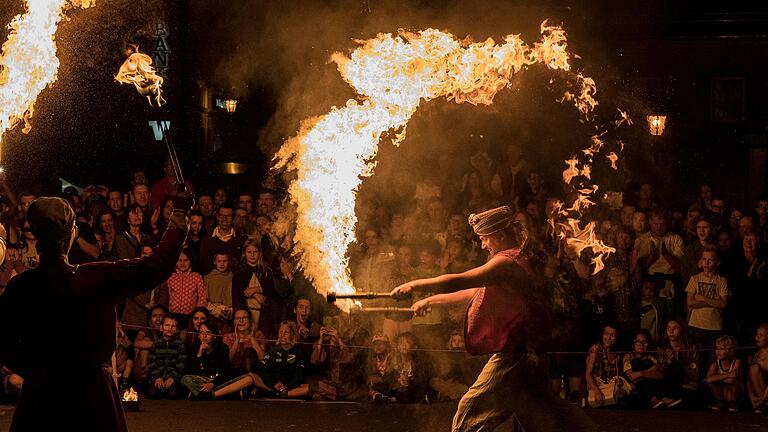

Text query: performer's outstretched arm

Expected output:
[390,254,510,298]
[411,288,478,316]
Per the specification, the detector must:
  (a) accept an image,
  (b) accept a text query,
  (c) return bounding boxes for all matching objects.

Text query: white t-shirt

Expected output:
[686,272,730,331]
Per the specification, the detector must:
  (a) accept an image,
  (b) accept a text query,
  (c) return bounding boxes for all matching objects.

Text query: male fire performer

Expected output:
[390,206,595,432]
[0,195,190,431]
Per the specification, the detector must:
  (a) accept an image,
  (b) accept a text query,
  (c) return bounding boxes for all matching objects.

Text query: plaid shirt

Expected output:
[167,269,207,315]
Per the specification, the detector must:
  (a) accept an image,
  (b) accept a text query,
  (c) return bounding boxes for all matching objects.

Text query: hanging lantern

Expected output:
[647,115,667,136]
[225,99,237,113]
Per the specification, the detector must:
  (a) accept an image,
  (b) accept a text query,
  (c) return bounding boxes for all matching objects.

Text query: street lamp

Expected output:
[647,115,667,136]
[225,99,237,113]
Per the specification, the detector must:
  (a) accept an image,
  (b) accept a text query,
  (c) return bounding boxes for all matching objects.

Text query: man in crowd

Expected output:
[150,158,196,209]
[199,203,243,274]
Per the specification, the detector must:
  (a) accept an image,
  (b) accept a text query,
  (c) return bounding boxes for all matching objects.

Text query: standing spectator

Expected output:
[185,211,205,271]
[234,208,250,237]
[756,195,768,243]
[636,210,684,315]
[181,322,230,399]
[351,227,393,300]
[732,231,768,345]
[213,188,228,209]
[490,143,529,210]
[705,335,742,411]
[19,221,38,270]
[383,244,416,343]
[257,189,278,218]
[748,324,768,413]
[636,183,657,211]
[167,251,207,328]
[119,241,160,336]
[150,158,195,209]
[204,251,235,332]
[223,307,267,376]
[197,194,216,234]
[199,204,244,274]
[95,209,117,260]
[146,316,186,399]
[112,211,152,329]
[233,240,289,338]
[654,317,699,409]
[638,278,673,344]
[686,246,730,370]
[681,217,713,283]
[411,244,446,350]
[107,190,126,233]
[113,204,150,260]
[237,192,254,215]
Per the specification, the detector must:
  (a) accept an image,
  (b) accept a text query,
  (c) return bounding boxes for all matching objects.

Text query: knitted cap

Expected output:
[468,206,514,236]
[27,197,75,241]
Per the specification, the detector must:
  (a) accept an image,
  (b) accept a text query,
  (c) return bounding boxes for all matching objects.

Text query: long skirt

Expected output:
[452,352,596,432]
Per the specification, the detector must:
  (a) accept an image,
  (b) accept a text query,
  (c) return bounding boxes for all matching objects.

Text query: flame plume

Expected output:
[0,0,95,158]
[114,46,165,107]
[276,22,601,309]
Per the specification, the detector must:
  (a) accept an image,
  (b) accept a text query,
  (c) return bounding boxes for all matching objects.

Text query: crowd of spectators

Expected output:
[0,144,766,415]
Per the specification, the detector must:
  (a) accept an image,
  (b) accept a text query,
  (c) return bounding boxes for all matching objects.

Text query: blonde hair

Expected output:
[715,335,736,350]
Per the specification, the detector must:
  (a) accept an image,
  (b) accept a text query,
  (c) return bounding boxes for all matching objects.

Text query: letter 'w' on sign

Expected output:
[148,121,171,141]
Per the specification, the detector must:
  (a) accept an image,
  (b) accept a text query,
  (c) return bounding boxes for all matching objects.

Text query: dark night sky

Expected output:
[0,1,767,206]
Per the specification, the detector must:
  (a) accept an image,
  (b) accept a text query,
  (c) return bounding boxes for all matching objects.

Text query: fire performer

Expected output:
[0,195,191,431]
[390,206,595,432]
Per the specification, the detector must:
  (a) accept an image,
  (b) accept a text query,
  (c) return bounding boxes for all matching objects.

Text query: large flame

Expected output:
[0,0,95,158]
[276,22,602,308]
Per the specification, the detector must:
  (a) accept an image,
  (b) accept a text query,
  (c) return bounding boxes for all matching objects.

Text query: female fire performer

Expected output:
[390,205,596,432]
[0,195,190,432]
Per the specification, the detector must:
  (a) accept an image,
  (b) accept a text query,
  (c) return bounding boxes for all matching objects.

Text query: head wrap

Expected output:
[27,197,75,241]
[468,206,514,236]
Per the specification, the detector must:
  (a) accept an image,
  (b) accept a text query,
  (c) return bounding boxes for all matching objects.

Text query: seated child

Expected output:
[146,316,187,399]
[705,335,742,411]
[748,324,768,413]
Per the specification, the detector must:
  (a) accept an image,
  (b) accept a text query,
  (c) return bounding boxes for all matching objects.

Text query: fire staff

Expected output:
[390,206,596,432]
[0,196,190,432]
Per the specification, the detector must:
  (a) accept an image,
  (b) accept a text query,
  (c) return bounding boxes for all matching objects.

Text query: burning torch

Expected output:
[114,47,187,191]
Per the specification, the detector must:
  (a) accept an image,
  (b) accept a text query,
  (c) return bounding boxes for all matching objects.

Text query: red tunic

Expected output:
[464,249,532,356]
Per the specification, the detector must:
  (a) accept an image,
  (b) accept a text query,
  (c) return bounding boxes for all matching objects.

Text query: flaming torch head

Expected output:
[114,46,165,107]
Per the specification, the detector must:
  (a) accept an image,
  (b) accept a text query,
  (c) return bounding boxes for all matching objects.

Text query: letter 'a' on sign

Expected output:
[148,120,171,141]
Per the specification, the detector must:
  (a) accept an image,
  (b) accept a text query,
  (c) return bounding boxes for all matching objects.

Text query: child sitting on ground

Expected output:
[705,335,742,411]
[146,316,187,399]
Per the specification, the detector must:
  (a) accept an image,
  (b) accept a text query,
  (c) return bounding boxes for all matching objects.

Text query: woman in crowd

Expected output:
[181,322,230,399]
[367,335,397,402]
[585,324,621,407]
[654,317,699,409]
[95,209,116,260]
[182,307,210,355]
[223,307,266,376]
[307,325,367,401]
[211,321,308,399]
[622,329,663,408]
[233,239,288,339]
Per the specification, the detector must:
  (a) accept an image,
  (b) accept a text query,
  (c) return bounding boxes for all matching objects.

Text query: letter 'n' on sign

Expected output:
[148,120,170,141]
